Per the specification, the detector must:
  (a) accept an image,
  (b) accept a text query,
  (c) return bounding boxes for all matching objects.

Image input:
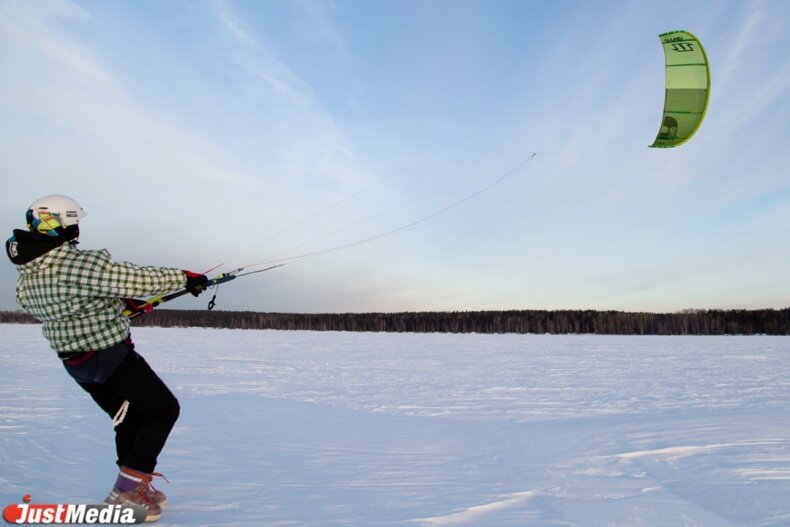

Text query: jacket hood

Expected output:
[6,226,79,268]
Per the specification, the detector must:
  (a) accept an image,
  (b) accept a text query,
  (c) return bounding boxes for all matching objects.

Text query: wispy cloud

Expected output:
[0,0,122,98]
[0,1,263,262]
[209,0,254,44]
[293,0,350,63]
[205,0,381,225]
[716,1,765,94]
[712,2,790,143]
[210,0,309,102]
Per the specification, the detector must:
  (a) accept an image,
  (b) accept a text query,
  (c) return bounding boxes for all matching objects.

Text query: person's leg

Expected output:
[101,349,180,473]
[70,347,180,472]
[75,379,140,469]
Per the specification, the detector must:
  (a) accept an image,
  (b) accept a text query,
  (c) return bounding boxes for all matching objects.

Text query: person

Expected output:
[5,195,208,522]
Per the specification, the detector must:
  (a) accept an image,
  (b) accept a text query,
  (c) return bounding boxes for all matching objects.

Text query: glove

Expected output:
[183,270,209,297]
[124,298,151,313]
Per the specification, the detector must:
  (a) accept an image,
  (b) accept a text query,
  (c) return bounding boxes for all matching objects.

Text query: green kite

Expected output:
[650,30,710,148]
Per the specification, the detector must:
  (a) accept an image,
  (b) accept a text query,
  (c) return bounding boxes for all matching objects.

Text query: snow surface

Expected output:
[1,324,789,526]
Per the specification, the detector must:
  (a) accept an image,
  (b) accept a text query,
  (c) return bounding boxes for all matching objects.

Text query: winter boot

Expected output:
[104,467,166,522]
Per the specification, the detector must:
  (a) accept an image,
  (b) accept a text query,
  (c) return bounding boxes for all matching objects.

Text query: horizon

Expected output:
[2,305,788,316]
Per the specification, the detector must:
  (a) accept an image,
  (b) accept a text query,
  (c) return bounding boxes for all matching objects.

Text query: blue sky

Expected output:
[2,0,789,313]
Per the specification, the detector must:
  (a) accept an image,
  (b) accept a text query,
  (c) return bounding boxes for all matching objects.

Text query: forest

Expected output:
[2,308,788,335]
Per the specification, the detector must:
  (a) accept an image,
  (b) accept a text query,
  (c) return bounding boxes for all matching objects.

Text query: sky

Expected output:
[1,0,789,314]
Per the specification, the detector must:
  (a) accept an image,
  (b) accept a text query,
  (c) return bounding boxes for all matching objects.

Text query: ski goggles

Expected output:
[26,209,64,236]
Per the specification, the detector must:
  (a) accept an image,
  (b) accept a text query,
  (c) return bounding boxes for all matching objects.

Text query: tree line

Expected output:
[2,308,788,335]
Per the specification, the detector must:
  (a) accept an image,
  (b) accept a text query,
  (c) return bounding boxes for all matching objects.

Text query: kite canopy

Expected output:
[650,30,710,148]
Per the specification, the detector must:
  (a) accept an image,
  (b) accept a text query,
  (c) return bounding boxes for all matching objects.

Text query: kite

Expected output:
[650,30,710,148]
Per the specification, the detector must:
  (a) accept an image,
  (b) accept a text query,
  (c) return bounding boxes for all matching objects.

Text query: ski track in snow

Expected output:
[1,324,789,526]
[417,491,540,526]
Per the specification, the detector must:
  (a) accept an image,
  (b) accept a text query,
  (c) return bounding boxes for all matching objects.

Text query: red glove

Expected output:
[124,298,153,313]
[183,270,209,297]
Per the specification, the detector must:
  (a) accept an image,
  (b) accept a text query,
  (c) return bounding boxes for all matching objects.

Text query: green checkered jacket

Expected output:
[15,243,186,353]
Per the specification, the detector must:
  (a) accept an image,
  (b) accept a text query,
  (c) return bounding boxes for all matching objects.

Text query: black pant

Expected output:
[64,340,180,474]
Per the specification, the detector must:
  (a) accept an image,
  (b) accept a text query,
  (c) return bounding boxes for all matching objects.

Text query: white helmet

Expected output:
[26,194,87,235]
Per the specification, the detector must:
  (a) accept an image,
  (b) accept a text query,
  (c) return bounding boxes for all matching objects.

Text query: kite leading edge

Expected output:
[650,30,710,148]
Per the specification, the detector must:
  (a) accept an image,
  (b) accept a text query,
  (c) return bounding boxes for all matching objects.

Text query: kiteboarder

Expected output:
[5,195,208,522]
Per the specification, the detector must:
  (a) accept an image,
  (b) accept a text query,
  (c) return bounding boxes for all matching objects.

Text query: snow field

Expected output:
[1,324,788,526]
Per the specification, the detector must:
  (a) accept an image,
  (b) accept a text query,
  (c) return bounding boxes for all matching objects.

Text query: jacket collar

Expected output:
[9,233,78,273]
